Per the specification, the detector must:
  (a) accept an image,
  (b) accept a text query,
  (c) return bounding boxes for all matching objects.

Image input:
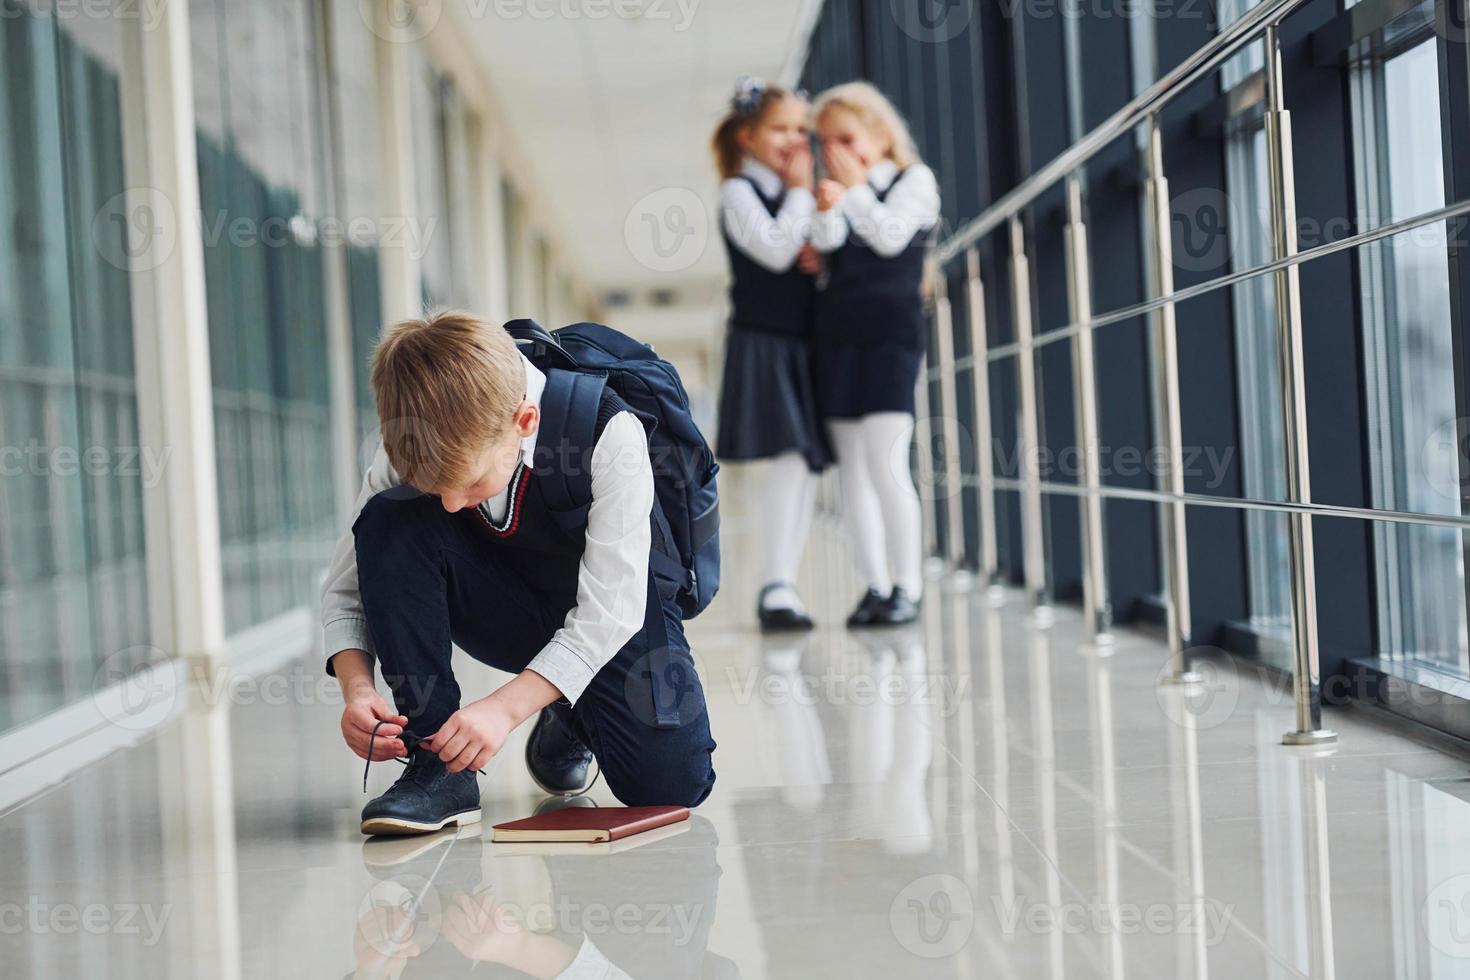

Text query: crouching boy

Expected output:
[322,311,717,835]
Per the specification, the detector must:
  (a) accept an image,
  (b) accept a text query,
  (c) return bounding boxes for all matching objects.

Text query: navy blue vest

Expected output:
[722,175,816,337]
[813,169,929,350]
[464,388,631,604]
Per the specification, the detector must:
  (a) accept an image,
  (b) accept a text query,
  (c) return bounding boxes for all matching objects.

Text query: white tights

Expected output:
[758,451,817,611]
[828,412,923,598]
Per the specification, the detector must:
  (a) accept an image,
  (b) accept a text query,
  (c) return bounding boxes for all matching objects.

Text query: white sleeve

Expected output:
[553,937,633,980]
[811,203,849,253]
[840,164,941,258]
[524,411,654,704]
[321,442,403,670]
[719,177,814,273]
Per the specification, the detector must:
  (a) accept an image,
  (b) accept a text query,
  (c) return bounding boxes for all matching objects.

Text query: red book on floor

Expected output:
[491,805,689,843]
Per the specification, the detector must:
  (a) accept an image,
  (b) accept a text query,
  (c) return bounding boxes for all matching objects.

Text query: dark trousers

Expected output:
[352,492,716,808]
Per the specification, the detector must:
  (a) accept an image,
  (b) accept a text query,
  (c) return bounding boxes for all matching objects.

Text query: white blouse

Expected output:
[812,158,941,258]
[719,159,815,273]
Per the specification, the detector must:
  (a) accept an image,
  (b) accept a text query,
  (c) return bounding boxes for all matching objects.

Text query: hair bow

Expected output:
[731,75,766,116]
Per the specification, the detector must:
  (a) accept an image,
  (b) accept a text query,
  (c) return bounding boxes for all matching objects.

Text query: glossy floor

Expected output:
[4,484,1470,978]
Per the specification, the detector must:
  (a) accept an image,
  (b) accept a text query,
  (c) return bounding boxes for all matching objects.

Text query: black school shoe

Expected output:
[525,703,594,796]
[876,586,920,626]
[846,588,891,628]
[757,582,815,633]
[360,744,483,836]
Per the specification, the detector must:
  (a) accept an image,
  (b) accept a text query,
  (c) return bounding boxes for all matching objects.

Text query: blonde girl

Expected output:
[810,81,941,628]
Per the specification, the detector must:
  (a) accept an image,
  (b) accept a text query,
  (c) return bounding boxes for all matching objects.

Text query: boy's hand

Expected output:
[421,697,516,774]
[341,689,409,761]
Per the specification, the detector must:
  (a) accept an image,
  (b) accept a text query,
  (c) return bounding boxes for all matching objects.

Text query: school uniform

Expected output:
[321,353,716,809]
[811,159,941,613]
[810,159,941,419]
[714,159,830,472]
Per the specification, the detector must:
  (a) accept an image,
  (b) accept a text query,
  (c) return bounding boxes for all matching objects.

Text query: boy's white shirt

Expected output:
[811,159,941,257]
[718,158,815,273]
[320,352,654,706]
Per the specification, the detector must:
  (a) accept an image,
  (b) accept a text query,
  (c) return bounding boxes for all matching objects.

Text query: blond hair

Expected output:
[710,84,805,180]
[370,310,524,491]
[813,81,921,169]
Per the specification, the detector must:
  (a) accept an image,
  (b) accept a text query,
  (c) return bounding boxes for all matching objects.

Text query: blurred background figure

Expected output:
[710,77,829,633]
[810,82,939,629]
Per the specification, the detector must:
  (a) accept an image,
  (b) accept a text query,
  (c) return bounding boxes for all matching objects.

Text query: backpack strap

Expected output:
[505,317,578,370]
[530,368,606,528]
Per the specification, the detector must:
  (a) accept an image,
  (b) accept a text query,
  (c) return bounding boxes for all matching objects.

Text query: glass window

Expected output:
[1223,107,1292,638]
[1350,29,1468,669]
[190,0,338,633]
[0,2,150,732]
[411,54,467,310]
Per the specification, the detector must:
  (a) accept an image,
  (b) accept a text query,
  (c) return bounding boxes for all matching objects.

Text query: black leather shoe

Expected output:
[846,588,890,628]
[876,586,920,626]
[758,583,814,633]
[525,703,593,796]
[360,746,482,836]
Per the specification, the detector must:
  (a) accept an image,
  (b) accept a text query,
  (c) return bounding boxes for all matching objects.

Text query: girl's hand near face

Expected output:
[781,142,814,190]
[815,179,845,212]
[823,141,868,188]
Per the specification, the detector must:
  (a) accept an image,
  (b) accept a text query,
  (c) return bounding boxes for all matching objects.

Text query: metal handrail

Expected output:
[933,0,1308,265]
[983,478,1470,535]
[925,194,1470,371]
[912,0,1448,747]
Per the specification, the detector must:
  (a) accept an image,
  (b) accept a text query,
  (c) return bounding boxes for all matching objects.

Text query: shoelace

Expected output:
[362,718,603,797]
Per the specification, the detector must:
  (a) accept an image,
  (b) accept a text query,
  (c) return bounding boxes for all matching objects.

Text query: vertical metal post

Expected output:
[1264,24,1336,745]
[931,270,969,575]
[1144,115,1200,685]
[966,247,1005,603]
[1009,216,1051,616]
[915,349,940,561]
[1064,176,1113,645]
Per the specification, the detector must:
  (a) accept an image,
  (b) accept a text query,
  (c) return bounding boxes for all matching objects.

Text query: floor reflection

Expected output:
[5,547,1470,977]
[352,816,730,978]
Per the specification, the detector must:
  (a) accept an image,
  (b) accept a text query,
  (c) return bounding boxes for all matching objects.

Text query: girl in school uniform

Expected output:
[810,81,941,628]
[712,76,830,633]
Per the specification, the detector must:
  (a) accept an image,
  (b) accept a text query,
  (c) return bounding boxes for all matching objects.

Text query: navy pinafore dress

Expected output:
[714,175,831,472]
[812,169,929,420]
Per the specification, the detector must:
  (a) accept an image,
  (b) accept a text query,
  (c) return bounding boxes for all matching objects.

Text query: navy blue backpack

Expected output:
[505,319,721,619]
